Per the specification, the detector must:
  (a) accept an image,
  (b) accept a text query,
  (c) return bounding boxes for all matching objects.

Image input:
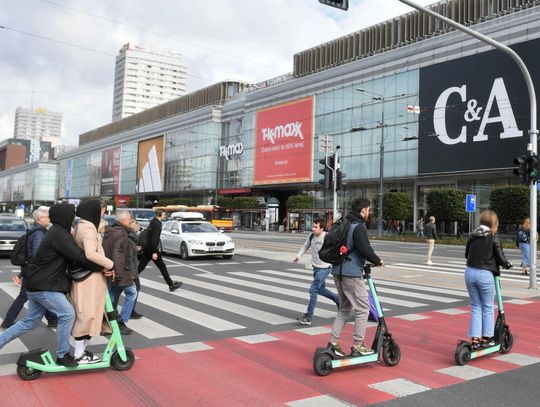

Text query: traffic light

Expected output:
[527,154,539,183]
[513,155,528,184]
[336,170,345,191]
[318,154,335,190]
[319,0,349,10]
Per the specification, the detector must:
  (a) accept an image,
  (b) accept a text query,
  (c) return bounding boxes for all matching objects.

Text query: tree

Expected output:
[286,195,315,209]
[426,188,468,222]
[490,186,529,225]
[217,196,233,208]
[383,192,413,221]
[231,197,257,209]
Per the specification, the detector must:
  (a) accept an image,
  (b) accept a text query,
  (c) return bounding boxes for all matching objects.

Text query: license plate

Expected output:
[208,246,219,252]
[0,244,13,250]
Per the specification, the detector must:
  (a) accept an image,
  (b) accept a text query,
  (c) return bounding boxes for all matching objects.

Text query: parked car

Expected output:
[160,212,235,260]
[125,208,155,229]
[0,215,28,254]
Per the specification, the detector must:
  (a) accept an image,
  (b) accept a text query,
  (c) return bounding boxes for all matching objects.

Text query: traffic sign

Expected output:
[465,194,476,212]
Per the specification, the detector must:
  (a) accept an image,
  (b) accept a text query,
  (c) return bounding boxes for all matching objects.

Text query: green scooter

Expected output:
[16,292,135,380]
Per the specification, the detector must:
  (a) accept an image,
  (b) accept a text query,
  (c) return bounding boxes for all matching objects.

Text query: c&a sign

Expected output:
[418,38,540,175]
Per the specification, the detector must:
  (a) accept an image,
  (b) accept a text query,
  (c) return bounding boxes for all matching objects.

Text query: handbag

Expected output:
[66,264,93,282]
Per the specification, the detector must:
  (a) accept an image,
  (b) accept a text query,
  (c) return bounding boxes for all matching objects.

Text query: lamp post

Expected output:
[356,89,406,237]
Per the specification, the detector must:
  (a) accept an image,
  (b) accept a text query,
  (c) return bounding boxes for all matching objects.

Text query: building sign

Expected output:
[418,38,540,175]
[219,142,243,160]
[254,97,314,185]
[137,136,164,193]
[100,146,121,195]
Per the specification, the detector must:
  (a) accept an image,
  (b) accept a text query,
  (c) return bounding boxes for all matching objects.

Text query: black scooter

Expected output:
[455,275,513,365]
[313,264,401,376]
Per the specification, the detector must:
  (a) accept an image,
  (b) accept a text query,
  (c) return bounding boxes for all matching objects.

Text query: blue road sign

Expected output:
[466,194,476,212]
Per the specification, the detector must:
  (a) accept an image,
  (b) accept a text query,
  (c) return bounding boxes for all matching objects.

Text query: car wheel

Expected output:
[180,242,190,260]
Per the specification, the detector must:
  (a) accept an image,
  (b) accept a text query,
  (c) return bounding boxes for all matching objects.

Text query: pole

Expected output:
[333,146,340,222]
[398,0,538,289]
[378,105,385,237]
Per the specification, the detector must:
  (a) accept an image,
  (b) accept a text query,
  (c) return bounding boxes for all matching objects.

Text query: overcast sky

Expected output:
[0,0,434,146]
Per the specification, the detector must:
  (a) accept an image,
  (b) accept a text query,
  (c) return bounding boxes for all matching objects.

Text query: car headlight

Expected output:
[187,239,204,245]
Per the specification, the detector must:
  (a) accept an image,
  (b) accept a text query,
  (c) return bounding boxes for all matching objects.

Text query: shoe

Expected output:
[0,321,14,330]
[297,314,312,325]
[481,337,496,348]
[118,321,133,335]
[426,261,434,265]
[471,337,481,350]
[351,343,375,356]
[12,276,22,287]
[75,351,101,365]
[130,310,143,319]
[169,281,183,292]
[57,353,78,368]
[47,322,58,328]
[328,342,345,357]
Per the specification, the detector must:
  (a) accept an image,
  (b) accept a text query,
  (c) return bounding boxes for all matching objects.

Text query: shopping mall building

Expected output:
[1,0,539,230]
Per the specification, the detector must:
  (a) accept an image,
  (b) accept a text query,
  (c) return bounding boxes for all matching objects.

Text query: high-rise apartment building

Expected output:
[112,42,187,121]
[14,107,61,147]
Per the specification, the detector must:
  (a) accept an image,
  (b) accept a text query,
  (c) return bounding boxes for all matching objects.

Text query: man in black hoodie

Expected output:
[0,203,103,367]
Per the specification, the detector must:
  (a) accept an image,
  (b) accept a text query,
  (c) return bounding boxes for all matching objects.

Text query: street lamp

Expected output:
[355,88,406,237]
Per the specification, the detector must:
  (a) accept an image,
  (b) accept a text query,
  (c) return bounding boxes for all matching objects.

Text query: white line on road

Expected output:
[161,257,213,273]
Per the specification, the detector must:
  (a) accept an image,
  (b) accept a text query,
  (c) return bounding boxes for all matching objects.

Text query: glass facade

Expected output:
[0,164,57,203]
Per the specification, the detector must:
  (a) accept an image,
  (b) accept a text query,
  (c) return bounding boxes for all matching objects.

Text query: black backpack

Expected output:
[137,228,149,249]
[318,217,355,265]
[10,228,39,266]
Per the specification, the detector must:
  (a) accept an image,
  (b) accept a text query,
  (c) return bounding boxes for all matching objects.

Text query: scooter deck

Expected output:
[331,352,379,368]
[469,344,502,359]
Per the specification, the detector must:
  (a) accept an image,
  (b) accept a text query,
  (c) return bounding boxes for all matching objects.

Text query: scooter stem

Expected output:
[494,276,504,313]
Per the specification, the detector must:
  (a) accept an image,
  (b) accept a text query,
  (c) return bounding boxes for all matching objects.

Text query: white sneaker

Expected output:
[75,351,101,364]
[426,261,434,265]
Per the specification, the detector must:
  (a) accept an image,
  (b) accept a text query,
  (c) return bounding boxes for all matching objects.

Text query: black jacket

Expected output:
[24,203,103,293]
[145,217,162,254]
[348,212,381,265]
[465,225,511,276]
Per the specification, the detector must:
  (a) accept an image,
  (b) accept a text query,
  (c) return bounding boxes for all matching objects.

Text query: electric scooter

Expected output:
[454,275,513,365]
[313,264,401,376]
[15,292,135,380]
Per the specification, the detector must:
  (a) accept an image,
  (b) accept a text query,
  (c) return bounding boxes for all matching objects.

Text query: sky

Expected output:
[0,0,434,146]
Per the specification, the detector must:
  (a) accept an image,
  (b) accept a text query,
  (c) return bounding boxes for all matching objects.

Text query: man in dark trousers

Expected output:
[137,210,182,292]
[1,207,58,329]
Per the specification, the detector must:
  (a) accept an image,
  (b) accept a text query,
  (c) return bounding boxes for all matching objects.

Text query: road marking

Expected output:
[494,353,540,366]
[504,299,533,305]
[137,292,244,332]
[234,334,279,344]
[434,308,468,315]
[294,326,332,335]
[286,395,355,407]
[243,261,266,264]
[215,262,240,265]
[436,365,494,380]
[369,378,431,397]
[125,315,183,338]
[402,274,423,278]
[167,342,214,354]
[140,278,295,325]
[161,257,213,273]
[394,314,431,321]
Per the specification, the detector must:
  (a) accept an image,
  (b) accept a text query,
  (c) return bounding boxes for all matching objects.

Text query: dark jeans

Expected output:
[4,287,57,325]
[137,252,173,286]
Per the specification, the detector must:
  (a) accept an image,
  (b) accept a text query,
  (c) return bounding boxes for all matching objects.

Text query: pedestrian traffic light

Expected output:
[513,155,528,184]
[318,157,331,190]
[318,0,349,11]
[526,154,539,183]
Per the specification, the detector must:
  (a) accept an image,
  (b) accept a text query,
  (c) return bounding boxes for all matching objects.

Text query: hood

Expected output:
[346,211,365,223]
[76,200,102,229]
[49,203,76,231]
[473,224,492,237]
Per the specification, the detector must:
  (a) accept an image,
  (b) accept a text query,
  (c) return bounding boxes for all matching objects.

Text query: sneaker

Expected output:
[57,353,78,368]
[47,322,58,328]
[169,281,183,292]
[297,314,312,325]
[12,275,22,287]
[118,321,133,335]
[75,351,101,365]
[426,261,434,265]
[351,343,375,356]
[481,337,496,348]
[328,342,346,357]
[130,310,143,319]
[0,321,14,330]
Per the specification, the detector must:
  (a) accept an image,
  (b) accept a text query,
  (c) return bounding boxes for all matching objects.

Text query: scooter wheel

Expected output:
[382,341,401,366]
[111,349,135,371]
[500,330,513,354]
[455,342,471,366]
[313,352,333,376]
[16,365,42,381]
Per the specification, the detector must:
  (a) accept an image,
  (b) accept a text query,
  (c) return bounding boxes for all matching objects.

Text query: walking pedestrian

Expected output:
[425,216,438,265]
[71,199,115,365]
[416,217,424,238]
[1,207,58,329]
[0,203,103,367]
[328,198,384,357]
[137,210,182,292]
[294,217,339,325]
[103,209,137,335]
[464,210,512,349]
[517,217,531,276]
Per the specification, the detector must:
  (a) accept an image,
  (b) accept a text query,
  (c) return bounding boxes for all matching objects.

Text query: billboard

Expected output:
[418,38,540,175]
[254,97,314,185]
[137,136,164,193]
[100,146,121,195]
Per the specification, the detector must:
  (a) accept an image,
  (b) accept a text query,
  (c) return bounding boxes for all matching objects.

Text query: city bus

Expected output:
[153,205,233,230]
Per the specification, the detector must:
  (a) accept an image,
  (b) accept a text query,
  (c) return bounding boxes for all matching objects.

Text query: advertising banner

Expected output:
[137,136,164,193]
[100,146,121,195]
[254,97,314,185]
[418,38,540,175]
[64,159,73,198]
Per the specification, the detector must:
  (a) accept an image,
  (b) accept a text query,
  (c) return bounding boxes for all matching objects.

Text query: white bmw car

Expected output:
[160,212,235,260]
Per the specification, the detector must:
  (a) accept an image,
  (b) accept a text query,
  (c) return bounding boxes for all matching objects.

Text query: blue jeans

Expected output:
[0,291,75,358]
[306,267,339,318]
[109,284,137,323]
[4,287,58,326]
[464,266,495,338]
[519,242,530,268]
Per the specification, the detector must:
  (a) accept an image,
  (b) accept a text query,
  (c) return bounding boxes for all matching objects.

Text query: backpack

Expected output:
[137,228,149,249]
[318,217,355,265]
[10,228,39,266]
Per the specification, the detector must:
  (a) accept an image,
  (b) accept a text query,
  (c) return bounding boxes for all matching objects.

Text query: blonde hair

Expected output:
[478,210,499,235]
